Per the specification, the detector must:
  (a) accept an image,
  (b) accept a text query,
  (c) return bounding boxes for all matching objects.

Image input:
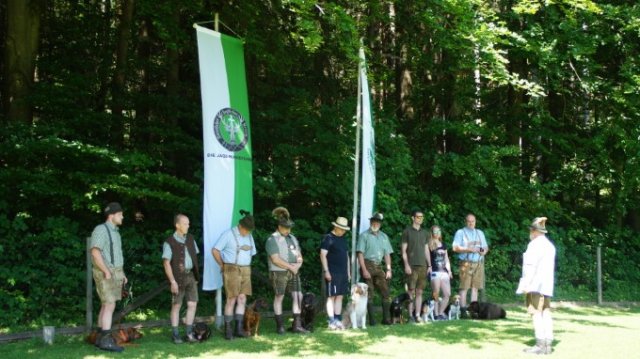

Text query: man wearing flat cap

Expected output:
[320,216,351,330]
[357,212,393,325]
[266,207,308,334]
[212,210,257,340]
[90,202,128,352]
[516,217,556,355]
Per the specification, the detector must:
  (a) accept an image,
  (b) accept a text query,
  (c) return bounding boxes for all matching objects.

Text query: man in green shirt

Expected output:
[357,212,393,325]
[401,209,431,323]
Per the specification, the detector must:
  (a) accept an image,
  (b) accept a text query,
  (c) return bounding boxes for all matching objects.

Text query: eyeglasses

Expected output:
[415,215,424,219]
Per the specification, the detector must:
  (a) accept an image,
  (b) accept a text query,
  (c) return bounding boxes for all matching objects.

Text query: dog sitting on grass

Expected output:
[300,292,318,332]
[390,292,411,324]
[341,283,369,329]
[244,297,269,336]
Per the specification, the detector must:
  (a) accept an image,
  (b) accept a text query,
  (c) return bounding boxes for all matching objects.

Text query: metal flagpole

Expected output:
[351,50,363,287]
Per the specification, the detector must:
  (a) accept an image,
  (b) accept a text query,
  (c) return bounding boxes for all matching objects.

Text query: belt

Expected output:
[364,259,382,266]
[224,263,251,268]
[461,260,481,264]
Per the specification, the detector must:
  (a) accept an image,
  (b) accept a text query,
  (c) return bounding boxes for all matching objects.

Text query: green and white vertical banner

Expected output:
[358,47,376,234]
[196,25,253,291]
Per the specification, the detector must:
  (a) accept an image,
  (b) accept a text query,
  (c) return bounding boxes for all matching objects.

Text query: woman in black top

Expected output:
[428,225,452,320]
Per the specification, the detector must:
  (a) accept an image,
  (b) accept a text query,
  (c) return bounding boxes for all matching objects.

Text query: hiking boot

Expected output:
[523,339,546,355]
[367,303,377,326]
[93,329,103,348]
[234,316,247,338]
[172,333,184,344]
[224,321,234,340]
[291,314,309,334]
[382,301,392,325]
[98,332,124,352]
[275,315,285,335]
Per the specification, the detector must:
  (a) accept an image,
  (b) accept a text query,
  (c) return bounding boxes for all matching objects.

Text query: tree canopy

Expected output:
[1,0,639,328]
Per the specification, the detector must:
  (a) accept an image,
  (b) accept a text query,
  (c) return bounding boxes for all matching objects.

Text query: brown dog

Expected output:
[87,325,143,346]
[244,298,268,336]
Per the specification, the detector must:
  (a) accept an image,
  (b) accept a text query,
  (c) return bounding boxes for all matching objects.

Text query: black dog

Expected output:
[468,301,507,320]
[193,322,211,342]
[390,292,411,324]
[300,292,317,332]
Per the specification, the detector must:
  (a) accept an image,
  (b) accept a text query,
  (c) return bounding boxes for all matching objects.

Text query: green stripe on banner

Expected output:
[221,33,253,223]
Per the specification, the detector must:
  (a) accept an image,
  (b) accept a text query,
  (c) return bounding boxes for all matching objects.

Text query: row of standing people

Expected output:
[89,202,554,355]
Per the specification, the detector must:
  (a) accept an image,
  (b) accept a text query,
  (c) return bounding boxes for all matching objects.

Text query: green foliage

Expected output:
[1,0,640,330]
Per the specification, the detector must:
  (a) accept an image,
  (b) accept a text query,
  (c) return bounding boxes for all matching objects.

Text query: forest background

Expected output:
[1,0,639,330]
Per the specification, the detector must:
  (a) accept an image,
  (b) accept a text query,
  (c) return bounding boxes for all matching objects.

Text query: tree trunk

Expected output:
[111,0,135,146]
[3,0,43,123]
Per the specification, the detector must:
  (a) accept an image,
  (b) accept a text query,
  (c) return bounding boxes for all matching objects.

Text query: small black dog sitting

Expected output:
[468,301,507,320]
[390,292,411,324]
[300,292,317,332]
[193,322,211,342]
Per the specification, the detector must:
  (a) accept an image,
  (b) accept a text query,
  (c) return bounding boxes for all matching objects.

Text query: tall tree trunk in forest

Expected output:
[3,0,43,123]
[166,10,180,127]
[111,0,134,146]
[135,16,151,143]
[94,0,113,112]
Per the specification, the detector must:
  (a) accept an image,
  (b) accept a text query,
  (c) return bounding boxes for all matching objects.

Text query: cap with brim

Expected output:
[332,217,350,231]
[529,217,548,233]
[369,212,384,222]
[104,202,123,215]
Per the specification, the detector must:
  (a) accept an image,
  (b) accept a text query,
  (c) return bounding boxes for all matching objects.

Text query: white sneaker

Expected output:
[335,320,345,330]
[328,320,338,330]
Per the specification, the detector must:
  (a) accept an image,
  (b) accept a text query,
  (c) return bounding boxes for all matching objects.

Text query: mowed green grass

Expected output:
[1,303,639,359]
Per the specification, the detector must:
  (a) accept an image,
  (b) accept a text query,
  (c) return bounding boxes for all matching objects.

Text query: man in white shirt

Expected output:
[516,217,556,355]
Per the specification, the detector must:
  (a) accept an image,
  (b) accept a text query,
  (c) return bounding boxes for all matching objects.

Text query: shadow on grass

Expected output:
[3,304,638,358]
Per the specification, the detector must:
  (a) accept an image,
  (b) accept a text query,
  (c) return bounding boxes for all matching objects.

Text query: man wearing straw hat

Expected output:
[517,217,556,355]
[90,202,128,352]
[320,216,351,330]
[266,207,308,334]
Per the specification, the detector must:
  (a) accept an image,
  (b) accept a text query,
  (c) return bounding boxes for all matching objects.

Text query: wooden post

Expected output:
[86,237,93,332]
[597,245,602,305]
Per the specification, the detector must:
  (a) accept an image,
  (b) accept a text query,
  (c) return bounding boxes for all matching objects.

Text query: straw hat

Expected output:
[332,217,350,230]
[529,217,548,233]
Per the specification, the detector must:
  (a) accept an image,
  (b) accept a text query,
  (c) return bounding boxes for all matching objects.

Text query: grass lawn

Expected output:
[1,303,638,359]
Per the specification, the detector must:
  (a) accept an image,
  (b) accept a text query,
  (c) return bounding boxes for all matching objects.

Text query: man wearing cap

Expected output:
[163,214,200,344]
[357,212,393,325]
[452,213,489,315]
[517,217,556,355]
[266,207,308,334]
[320,216,351,330]
[90,202,128,352]
[401,209,431,323]
[212,210,257,340]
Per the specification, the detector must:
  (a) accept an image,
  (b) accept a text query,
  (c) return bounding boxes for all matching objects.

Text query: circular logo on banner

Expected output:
[213,108,249,152]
